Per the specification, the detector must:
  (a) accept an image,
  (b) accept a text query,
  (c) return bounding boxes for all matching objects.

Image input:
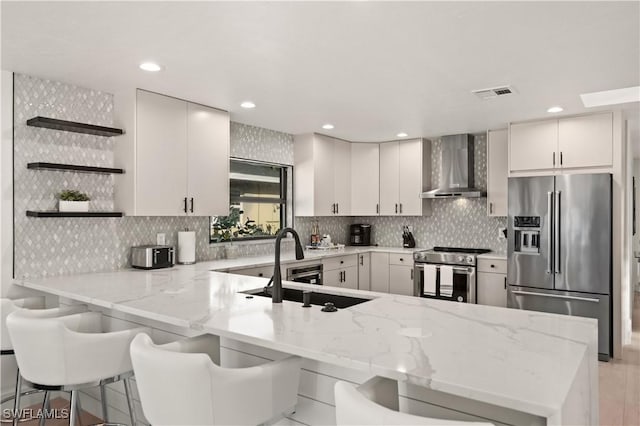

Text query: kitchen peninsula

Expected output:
[15,254,598,426]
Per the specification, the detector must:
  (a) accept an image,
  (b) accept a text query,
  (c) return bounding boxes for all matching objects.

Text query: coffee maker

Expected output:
[350,224,371,246]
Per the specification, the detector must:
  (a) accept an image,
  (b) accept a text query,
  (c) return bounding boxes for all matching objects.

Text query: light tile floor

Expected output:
[600,293,640,426]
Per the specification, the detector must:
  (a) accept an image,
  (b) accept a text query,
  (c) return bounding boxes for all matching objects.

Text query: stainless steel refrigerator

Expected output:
[507,173,612,360]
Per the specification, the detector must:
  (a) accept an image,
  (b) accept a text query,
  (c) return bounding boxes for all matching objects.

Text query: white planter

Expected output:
[58,200,89,212]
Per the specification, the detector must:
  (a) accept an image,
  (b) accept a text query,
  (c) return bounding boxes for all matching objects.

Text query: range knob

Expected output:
[457,255,465,263]
[466,256,473,264]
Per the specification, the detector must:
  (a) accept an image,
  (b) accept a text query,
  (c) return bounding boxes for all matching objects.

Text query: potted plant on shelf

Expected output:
[57,190,90,212]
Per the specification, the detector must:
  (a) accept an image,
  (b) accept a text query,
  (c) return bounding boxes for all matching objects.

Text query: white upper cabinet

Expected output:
[509,119,558,173]
[294,133,351,216]
[187,102,230,216]
[333,139,351,215]
[509,112,614,175]
[558,112,613,169]
[379,142,401,215]
[350,143,380,216]
[134,90,188,216]
[114,89,230,216]
[487,129,508,217]
[380,139,431,216]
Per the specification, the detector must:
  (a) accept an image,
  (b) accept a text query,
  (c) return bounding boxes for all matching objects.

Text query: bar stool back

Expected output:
[7,310,146,425]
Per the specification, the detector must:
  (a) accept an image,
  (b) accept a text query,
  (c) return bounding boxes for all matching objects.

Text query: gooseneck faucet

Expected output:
[272,228,305,303]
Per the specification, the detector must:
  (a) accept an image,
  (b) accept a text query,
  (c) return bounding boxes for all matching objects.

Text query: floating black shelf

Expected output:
[26,211,123,218]
[26,116,124,137]
[27,162,124,174]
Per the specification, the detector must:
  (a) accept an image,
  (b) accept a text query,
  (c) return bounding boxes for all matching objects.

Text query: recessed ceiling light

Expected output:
[397,132,408,138]
[580,86,640,107]
[139,62,162,72]
[547,106,563,113]
[322,124,334,130]
[240,101,256,109]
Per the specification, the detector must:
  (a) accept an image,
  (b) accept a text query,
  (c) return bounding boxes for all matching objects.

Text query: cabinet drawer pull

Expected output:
[490,264,495,268]
[340,260,344,264]
[399,258,404,262]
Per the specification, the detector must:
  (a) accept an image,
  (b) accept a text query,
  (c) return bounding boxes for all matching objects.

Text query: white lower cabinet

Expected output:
[323,255,358,289]
[231,265,274,279]
[357,253,371,291]
[370,253,390,293]
[476,258,507,307]
[369,252,415,295]
[389,265,414,296]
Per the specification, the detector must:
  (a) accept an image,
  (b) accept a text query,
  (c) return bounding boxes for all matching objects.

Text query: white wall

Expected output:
[1,70,13,295]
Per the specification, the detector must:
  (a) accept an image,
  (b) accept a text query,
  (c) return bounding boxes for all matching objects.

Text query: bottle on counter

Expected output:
[311,220,320,246]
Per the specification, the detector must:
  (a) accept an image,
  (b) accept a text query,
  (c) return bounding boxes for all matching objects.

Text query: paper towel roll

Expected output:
[178,231,196,264]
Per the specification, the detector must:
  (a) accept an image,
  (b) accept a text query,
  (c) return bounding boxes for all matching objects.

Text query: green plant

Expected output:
[210,205,275,242]
[57,190,90,202]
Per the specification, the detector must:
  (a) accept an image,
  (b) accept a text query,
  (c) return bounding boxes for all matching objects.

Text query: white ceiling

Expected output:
[2,1,639,143]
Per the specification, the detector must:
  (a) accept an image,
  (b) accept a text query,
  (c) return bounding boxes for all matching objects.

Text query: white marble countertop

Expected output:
[477,253,508,261]
[16,257,598,424]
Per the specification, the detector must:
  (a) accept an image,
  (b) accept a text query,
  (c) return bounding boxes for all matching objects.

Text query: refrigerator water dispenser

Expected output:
[513,216,540,254]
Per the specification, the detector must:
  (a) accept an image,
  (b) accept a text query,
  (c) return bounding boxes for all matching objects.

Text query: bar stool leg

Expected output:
[12,370,22,426]
[99,384,109,422]
[68,390,78,426]
[39,391,51,426]
[123,378,137,426]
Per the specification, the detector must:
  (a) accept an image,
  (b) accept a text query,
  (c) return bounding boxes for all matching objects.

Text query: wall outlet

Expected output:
[498,227,507,239]
[156,233,166,245]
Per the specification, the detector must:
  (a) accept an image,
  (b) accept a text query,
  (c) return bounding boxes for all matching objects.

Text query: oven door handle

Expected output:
[288,271,322,280]
[414,264,472,274]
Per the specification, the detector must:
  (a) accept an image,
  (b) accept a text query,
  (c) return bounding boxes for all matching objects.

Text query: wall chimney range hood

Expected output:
[420,134,486,199]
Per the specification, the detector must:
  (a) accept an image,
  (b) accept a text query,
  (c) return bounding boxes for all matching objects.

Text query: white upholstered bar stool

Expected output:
[1,297,86,424]
[130,333,302,426]
[7,310,147,426]
[334,378,492,426]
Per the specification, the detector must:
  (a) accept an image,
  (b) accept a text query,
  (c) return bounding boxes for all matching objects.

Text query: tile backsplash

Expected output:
[13,73,505,279]
[13,74,294,278]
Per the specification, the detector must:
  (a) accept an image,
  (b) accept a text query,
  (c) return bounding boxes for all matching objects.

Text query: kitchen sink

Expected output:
[242,287,371,309]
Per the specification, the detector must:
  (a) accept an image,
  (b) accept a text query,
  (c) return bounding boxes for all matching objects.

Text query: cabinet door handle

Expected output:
[336,203,339,214]
[411,268,414,280]
[331,203,335,214]
[560,151,563,166]
[552,152,555,166]
[376,204,379,214]
[399,203,403,214]
[183,197,188,213]
[504,277,507,289]
[360,255,364,266]
[489,202,493,214]
[395,204,398,214]
[190,197,194,213]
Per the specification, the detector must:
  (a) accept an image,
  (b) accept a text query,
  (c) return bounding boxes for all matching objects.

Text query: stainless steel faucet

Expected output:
[272,228,305,303]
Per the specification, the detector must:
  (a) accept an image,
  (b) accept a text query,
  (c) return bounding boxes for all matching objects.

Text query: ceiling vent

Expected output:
[472,85,516,100]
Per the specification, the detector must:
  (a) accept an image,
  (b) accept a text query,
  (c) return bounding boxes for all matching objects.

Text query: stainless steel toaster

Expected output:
[131,245,175,270]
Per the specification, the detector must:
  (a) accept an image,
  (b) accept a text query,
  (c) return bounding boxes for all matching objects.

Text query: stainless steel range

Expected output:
[413,247,490,303]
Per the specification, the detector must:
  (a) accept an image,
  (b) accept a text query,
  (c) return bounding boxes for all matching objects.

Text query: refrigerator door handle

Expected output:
[555,190,561,275]
[511,290,600,304]
[547,191,553,274]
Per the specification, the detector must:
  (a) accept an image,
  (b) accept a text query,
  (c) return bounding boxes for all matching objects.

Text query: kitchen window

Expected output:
[210,159,291,243]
